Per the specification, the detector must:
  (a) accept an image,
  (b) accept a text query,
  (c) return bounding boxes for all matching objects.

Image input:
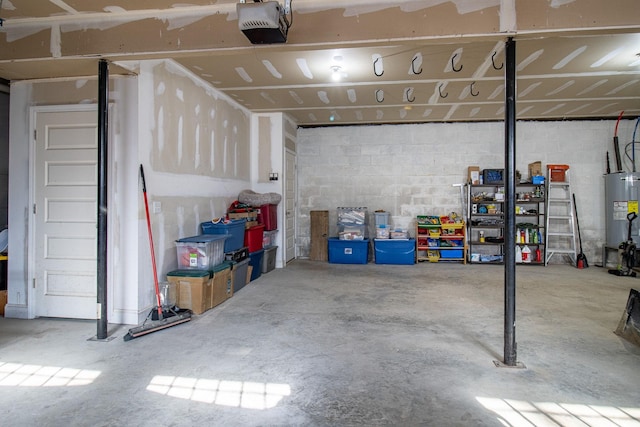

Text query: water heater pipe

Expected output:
[614,111,624,172]
[633,117,640,173]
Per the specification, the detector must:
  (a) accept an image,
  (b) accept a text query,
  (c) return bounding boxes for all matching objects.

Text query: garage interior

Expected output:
[1,1,640,425]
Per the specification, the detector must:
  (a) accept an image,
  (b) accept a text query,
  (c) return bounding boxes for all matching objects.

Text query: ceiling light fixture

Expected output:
[331,65,342,81]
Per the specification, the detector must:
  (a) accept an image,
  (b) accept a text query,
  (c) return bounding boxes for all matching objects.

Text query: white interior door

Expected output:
[34,107,98,319]
[285,150,296,263]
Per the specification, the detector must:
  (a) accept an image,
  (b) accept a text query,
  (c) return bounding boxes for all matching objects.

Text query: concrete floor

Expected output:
[1,260,639,426]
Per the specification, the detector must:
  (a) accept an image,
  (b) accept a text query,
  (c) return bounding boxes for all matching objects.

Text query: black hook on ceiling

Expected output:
[375,89,384,103]
[438,83,448,99]
[451,53,463,72]
[411,56,422,75]
[491,51,503,70]
[470,81,479,97]
[405,88,415,103]
[373,57,384,77]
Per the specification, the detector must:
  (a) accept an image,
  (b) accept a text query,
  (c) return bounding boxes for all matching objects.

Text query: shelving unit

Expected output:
[416,216,466,264]
[467,183,546,265]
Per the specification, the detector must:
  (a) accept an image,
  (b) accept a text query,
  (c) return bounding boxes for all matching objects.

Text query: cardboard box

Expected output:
[211,262,233,309]
[468,166,480,184]
[246,266,253,285]
[228,211,258,221]
[0,290,7,316]
[528,161,542,179]
[167,271,212,315]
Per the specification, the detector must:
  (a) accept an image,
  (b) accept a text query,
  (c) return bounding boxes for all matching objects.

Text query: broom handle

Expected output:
[140,165,163,318]
[573,193,584,252]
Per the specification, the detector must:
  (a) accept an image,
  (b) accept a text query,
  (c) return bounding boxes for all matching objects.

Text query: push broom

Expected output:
[124,165,191,341]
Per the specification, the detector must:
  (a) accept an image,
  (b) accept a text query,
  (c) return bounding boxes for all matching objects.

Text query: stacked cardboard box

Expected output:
[167,261,233,315]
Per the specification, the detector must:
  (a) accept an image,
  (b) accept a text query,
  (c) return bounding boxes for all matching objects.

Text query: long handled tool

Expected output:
[124,165,191,341]
[141,164,163,320]
[573,193,588,269]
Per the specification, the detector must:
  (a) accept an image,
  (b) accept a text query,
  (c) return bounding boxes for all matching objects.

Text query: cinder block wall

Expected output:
[297,119,636,264]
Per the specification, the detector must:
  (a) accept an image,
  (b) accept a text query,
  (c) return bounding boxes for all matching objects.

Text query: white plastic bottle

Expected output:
[515,245,523,263]
[522,245,532,263]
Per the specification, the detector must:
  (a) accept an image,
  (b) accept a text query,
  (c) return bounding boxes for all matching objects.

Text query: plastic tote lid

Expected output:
[166,269,212,278]
[176,234,228,243]
[212,261,234,273]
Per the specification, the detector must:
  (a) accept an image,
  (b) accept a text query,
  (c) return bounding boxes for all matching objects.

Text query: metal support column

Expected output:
[500,37,521,368]
[96,59,109,340]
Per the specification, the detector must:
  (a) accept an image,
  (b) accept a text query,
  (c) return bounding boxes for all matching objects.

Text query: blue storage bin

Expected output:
[248,249,264,281]
[440,249,463,258]
[374,238,415,265]
[201,219,246,252]
[328,238,369,264]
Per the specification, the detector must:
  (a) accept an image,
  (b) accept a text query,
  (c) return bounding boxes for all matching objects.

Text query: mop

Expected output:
[124,165,191,341]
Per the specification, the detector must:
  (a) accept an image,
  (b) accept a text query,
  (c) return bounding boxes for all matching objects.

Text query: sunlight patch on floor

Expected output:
[0,361,101,387]
[147,375,291,409]
[477,396,640,427]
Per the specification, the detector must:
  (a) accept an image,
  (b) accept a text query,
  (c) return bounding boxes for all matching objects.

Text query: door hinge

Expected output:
[33,203,36,214]
[32,278,36,288]
[34,129,37,140]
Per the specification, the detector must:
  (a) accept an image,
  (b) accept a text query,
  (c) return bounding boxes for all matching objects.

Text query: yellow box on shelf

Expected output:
[441,222,465,230]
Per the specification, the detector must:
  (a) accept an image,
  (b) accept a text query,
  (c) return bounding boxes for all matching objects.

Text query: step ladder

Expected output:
[545,164,577,265]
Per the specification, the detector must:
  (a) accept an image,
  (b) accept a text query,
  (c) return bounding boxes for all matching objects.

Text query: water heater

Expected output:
[605,172,640,246]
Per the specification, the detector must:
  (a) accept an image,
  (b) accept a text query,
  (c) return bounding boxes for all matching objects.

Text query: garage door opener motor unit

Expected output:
[237,0,292,44]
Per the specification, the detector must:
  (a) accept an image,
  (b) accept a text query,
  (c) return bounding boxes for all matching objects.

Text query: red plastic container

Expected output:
[258,204,278,231]
[244,224,265,252]
[548,164,569,182]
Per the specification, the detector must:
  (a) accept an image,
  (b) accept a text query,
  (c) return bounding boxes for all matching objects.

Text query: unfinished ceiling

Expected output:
[0,0,639,126]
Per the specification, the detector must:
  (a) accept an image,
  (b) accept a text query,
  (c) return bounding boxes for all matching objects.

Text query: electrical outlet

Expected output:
[152,201,162,213]
[269,172,279,181]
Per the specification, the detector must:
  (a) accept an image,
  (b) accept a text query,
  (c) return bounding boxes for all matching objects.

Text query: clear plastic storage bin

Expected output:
[175,234,228,270]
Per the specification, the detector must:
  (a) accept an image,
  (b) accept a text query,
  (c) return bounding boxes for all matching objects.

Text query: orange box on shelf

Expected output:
[548,164,569,182]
